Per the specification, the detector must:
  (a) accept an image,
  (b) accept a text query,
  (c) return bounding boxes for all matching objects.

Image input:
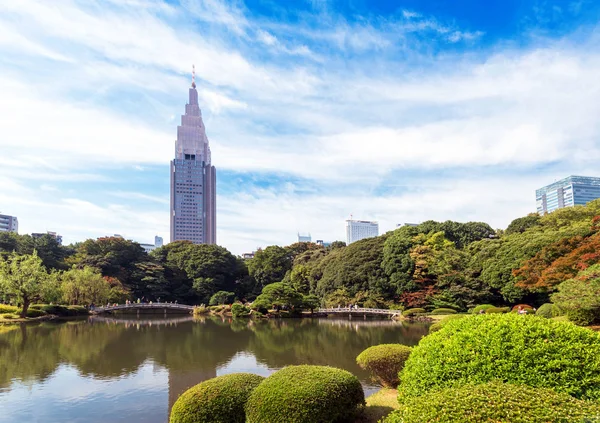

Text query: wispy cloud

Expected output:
[0,0,599,252]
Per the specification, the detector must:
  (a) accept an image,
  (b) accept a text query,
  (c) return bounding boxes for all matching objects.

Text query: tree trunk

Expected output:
[20,297,30,318]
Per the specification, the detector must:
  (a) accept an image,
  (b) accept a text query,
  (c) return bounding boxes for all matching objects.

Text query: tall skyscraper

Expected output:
[346,219,379,244]
[0,214,18,233]
[170,66,217,244]
[536,176,600,214]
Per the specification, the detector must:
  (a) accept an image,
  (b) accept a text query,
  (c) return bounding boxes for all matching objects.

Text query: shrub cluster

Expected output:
[245,365,365,423]
[429,308,457,315]
[170,373,264,423]
[0,305,18,314]
[399,313,600,400]
[384,382,600,423]
[470,304,494,314]
[231,304,251,319]
[536,303,563,319]
[39,305,88,316]
[22,308,47,317]
[401,308,426,317]
[484,306,510,313]
[356,344,412,388]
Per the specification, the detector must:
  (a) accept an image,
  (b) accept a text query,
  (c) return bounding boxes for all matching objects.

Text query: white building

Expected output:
[140,236,164,253]
[345,220,378,244]
[297,233,312,243]
[0,214,18,233]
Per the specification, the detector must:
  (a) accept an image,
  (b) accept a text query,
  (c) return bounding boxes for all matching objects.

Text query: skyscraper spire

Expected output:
[191,64,196,88]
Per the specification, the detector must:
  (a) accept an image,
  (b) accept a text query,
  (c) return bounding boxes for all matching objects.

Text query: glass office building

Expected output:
[170,68,217,245]
[536,176,600,214]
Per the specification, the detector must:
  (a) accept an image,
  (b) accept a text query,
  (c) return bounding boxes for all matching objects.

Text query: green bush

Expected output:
[0,305,18,314]
[566,308,598,326]
[384,382,600,423]
[193,305,209,316]
[399,313,600,400]
[536,303,563,319]
[470,304,494,314]
[22,308,47,318]
[430,308,457,315]
[485,306,510,313]
[170,373,264,423]
[231,304,251,319]
[1,313,19,319]
[40,305,89,316]
[402,308,426,317]
[356,344,412,388]
[209,291,235,306]
[246,365,365,423]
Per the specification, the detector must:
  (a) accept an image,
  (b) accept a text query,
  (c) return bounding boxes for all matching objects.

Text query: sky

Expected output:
[1,0,600,255]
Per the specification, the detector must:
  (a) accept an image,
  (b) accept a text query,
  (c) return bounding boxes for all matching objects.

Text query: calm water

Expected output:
[0,315,429,423]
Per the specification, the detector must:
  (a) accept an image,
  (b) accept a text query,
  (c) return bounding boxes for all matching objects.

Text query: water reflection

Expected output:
[0,317,428,423]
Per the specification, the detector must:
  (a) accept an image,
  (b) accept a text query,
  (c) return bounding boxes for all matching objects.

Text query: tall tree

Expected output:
[0,252,52,317]
[60,267,110,306]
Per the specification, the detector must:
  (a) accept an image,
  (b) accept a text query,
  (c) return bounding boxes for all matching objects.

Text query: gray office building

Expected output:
[0,214,18,233]
[170,67,217,244]
[536,175,600,214]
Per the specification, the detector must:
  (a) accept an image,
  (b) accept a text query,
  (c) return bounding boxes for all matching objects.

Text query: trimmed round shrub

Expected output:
[401,308,426,317]
[470,304,494,314]
[536,303,563,319]
[511,304,534,313]
[231,303,251,319]
[246,365,365,423]
[385,382,600,423]
[170,373,264,423]
[399,313,600,400]
[430,308,457,315]
[485,306,510,313]
[356,344,412,388]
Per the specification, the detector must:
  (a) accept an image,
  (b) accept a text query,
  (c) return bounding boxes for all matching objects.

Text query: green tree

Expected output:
[0,252,52,317]
[247,246,293,289]
[551,264,600,325]
[209,290,235,305]
[60,267,110,306]
[252,282,304,311]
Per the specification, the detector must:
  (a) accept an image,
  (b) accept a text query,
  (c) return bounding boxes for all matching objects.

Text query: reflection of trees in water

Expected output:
[246,319,429,379]
[0,317,428,394]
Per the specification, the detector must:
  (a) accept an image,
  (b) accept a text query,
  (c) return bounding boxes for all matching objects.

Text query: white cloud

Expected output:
[1,0,600,254]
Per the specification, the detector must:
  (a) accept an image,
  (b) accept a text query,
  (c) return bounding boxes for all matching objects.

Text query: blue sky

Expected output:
[1,0,600,254]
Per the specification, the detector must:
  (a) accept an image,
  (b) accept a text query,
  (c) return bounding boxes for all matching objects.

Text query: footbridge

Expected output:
[92,303,195,314]
[317,307,399,317]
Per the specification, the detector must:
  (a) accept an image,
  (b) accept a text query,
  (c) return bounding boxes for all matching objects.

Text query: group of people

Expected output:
[337,304,360,309]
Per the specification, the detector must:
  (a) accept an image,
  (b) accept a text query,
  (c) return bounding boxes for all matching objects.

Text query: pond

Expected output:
[0,315,429,423]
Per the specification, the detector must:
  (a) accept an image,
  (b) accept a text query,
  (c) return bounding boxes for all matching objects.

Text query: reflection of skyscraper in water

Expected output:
[168,369,216,412]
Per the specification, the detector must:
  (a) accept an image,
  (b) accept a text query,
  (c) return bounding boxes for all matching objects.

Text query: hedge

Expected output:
[430,308,457,315]
[384,382,600,423]
[470,304,494,314]
[401,308,426,317]
[40,305,88,316]
[485,306,510,313]
[399,313,600,400]
[356,344,412,388]
[170,373,264,423]
[22,308,47,318]
[245,365,365,423]
[536,303,563,319]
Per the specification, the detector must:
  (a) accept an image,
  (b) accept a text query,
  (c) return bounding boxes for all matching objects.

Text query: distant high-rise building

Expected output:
[0,214,18,233]
[170,66,217,245]
[345,220,378,244]
[155,236,164,248]
[536,176,600,214]
[297,233,312,243]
